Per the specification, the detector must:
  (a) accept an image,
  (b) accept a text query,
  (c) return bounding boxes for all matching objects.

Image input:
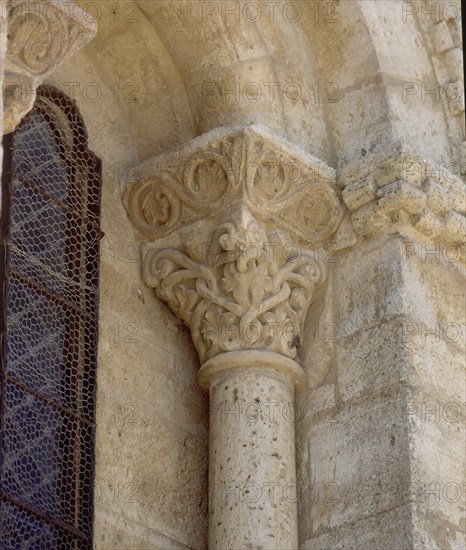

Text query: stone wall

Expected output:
[298,233,465,549]
[46,18,210,547]
[2,0,464,548]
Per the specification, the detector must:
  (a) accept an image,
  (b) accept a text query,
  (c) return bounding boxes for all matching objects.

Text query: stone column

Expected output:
[204,352,302,549]
[125,125,347,549]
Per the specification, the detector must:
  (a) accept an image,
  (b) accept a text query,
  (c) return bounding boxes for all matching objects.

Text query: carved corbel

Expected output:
[125,125,348,367]
[3,0,97,134]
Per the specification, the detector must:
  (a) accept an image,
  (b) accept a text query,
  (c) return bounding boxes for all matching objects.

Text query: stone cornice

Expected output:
[125,126,345,365]
[340,144,466,251]
[3,0,97,134]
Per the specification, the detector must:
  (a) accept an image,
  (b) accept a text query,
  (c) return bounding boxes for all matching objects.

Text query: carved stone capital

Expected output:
[126,125,343,243]
[126,126,345,365]
[143,205,328,364]
[3,0,97,134]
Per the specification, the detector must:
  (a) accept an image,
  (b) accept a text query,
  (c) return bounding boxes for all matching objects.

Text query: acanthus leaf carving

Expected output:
[126,126,345,367]
[143,206,327,364]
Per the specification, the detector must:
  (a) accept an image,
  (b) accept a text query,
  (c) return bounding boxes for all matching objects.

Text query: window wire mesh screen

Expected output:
[0,87,102,549]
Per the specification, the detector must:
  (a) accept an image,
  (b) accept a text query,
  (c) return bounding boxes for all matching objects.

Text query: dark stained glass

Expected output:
[0,86,102,549]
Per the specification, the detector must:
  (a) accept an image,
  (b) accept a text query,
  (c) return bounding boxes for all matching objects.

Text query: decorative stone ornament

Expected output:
[126,125,342,243]
[126,126,345,365]
[143,205,326,365]
[340,143,466,253]
[3,0,97,134]
[125,125,344,549]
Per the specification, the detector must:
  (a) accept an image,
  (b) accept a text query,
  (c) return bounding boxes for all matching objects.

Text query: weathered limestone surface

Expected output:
[1,1,463,548]
[2,0,96,134]
[45,17,210,546]
[297,234,465,549]
[207,362,299,548]
[125,124,347,548]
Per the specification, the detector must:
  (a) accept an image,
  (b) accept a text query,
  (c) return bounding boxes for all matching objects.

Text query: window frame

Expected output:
[0,86,102,548]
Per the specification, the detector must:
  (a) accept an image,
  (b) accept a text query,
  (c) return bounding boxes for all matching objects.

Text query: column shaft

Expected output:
[204,352,303,549]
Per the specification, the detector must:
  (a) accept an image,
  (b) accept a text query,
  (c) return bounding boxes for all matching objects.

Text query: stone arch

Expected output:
[47,1,196,166]
[24,3,462,548]
[301,0,458,168]
[136,0,332,161]
[47,1,459,173]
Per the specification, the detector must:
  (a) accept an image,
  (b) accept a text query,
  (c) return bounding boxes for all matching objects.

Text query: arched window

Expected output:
[0,87,102,548]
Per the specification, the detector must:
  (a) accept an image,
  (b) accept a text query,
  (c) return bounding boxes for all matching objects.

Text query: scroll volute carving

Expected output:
[125,126,343,243]
[3,0,97,134]
[125,126,346,364]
